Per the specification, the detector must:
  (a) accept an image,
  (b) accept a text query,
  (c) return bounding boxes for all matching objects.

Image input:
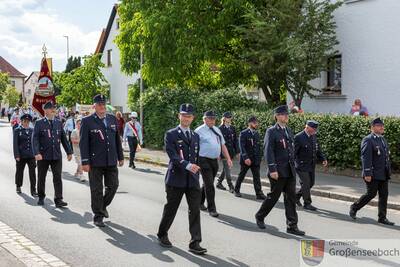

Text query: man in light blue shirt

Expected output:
[64,112,77,147]
[195,111,232,217]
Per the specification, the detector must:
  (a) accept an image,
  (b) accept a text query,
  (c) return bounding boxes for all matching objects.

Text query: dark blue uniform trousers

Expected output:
[15,158,36,192]
[351,179,388,220]
[88,166,119,221]
[157,185,202,245]
[37,160,63,200]
[256,176,298,227]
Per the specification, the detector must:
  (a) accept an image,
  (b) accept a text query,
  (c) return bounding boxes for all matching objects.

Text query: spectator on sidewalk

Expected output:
[10,108,21,129]
[195,111,233,218]
[13,114,37,197]
[71,116,85,182]
[294,120,328,211]
[123,111,143,169]
[234,116,266,200]
[7,107,14,122]
[349,118,395,226]
[64,111,76,152]
[116,111,125,138]
[216,112,238,193]
[350,99,368,116]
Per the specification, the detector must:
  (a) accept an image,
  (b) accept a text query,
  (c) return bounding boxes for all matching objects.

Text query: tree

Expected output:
[3,86,21,107]
[234,0,303,105]
[56,54,109,107]
[0,72,10,103]
[116,0,248,90]
[65,56,82,73]
[285,0,342,108]
[116,0,340,107]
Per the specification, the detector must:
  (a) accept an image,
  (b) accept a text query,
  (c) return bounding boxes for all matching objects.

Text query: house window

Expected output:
[107,49,112,67]
[324,55,342,95]
[116,19,120,30]
[11,81,16,87]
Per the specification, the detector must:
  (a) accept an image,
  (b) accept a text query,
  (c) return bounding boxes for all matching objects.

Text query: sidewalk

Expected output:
[0,220,69,267]
[128,148,400,211]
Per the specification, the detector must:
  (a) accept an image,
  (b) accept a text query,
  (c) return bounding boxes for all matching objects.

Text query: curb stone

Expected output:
[0,221,69,267]
[130,154,400,211]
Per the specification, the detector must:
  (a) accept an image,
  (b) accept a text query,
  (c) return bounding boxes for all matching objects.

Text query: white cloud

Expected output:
[0,0,101,75]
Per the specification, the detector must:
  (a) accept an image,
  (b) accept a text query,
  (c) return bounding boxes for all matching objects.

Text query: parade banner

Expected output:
[32,54,55,116]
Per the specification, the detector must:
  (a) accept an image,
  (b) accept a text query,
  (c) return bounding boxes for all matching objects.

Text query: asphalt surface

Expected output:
[0,121,400,267]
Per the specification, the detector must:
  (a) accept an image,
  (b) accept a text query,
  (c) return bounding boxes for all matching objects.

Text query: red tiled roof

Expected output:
[0,56,26,78]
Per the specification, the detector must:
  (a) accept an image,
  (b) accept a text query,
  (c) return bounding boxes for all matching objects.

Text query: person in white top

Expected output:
[70,116,85,182]
[123,111,143,169]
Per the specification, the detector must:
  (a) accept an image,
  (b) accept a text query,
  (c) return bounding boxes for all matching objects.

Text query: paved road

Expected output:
[0,122,399,267]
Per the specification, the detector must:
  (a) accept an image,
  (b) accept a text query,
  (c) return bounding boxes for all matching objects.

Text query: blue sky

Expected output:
[0,0,117,75]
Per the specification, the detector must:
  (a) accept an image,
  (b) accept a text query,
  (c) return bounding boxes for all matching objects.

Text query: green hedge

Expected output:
[232,110,400,170]
[137,87,400,170]
[139,86,264,148]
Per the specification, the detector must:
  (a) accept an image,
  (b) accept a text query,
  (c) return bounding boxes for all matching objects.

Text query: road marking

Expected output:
[0,220,69,267]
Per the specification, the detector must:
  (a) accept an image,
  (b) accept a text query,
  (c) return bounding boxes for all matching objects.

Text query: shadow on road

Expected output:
[18,193,94,229]
[62,172,89,187]
[316,207,400,231]
[217,213,319,241]
[101,221,246,266]
[130,167,164,175]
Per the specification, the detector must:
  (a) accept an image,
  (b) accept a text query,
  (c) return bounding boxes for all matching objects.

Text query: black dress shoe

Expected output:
[234,191,242,197]
[200,204,207,211]
[228,185,235,193]
[255,215,266,229]
[296,199,303,207]
[378,218,395,226]
[209,211,219,217]
[256,194,266,200]
[55,200,68,208]
[103,208,109,218]
[31,190,38,197]
[37,199,44,206]
[94,219,106,228]
[349,208,357,220]
[189,242,207,255]
[303,204,317,211]
[216,183,226,190]
[158,235,173,248]
[132,163,136,169]
[287,226,305,236]
[16,187,21,194]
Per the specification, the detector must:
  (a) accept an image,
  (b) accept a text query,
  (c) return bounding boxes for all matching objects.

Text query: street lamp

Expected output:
[139,50,144,129]
[63,35,69,61]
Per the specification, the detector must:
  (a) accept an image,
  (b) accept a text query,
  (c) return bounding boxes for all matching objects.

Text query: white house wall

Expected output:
[100,13,139,113]
[298,0,400,116]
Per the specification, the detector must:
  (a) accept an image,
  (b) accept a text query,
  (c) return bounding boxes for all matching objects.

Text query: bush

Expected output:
[232,110,400,170]
[137,86,400,171]
[138,86,263,148]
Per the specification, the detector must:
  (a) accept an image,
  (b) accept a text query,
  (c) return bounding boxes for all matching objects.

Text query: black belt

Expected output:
[199,156,218,161]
